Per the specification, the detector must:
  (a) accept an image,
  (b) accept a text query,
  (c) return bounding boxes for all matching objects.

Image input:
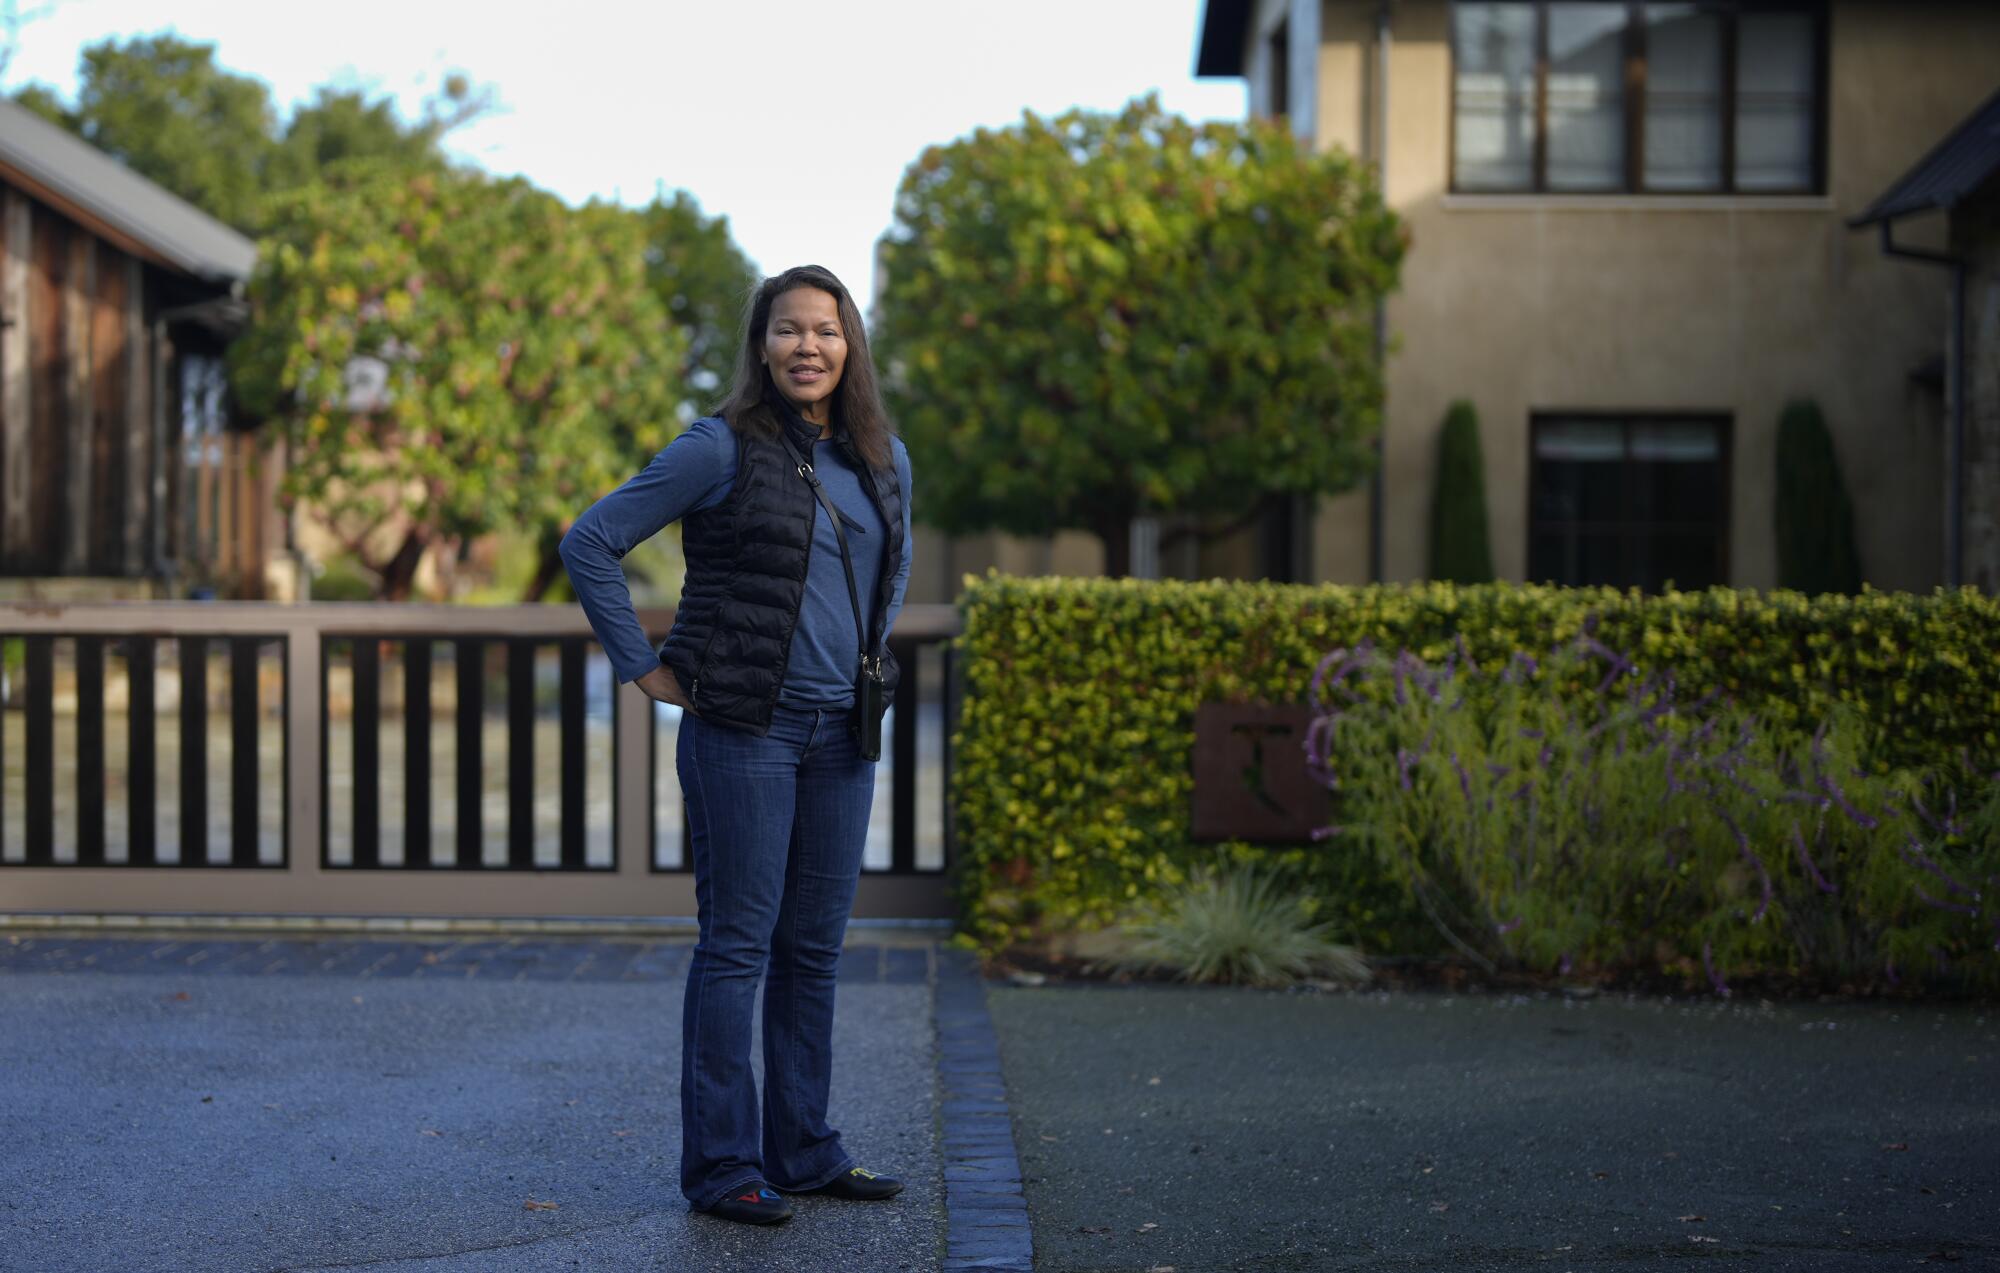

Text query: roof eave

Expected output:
[1194,0,1251,77]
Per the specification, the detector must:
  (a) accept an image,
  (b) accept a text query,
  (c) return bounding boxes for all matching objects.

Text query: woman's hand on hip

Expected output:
[636,664,697,712]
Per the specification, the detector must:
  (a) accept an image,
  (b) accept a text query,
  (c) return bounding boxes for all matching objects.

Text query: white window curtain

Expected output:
[1736,12,1816,190]
[1546,3,1628,191]
[1453,3,1537,189]
[1644,4,1724,190]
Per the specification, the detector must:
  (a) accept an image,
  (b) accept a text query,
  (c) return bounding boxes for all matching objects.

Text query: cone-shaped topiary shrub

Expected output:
[1775,398,1863,595]
[1428,399,1495,583]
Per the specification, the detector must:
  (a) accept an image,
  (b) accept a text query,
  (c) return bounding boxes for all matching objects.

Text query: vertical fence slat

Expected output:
[75,635,106,865]
[891,639,917,874]
[127,636,155,865]
[0,635,6,861]
[24,636,53,864]
[178,635,206,866]
[405,638,431,868]
[229,637,259,867]
[507,638,534,869]
[559,637,585,869]
[456,637,483,868]
[351,636,379,868]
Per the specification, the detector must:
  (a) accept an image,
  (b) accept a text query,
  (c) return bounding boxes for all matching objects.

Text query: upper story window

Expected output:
[1450,1,1826,195]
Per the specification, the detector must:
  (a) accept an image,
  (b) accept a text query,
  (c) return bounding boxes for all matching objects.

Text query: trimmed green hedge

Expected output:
[948,573,2000,954]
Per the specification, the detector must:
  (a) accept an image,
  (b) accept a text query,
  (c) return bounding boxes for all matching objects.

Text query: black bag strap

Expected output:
[774,425,878,672]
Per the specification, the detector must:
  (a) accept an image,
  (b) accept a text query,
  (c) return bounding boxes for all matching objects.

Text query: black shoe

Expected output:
[805,1165,905,1201]
[704,1182,793,1224]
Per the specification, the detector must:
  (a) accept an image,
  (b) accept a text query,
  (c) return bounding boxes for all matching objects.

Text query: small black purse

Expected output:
[777,427,889,761]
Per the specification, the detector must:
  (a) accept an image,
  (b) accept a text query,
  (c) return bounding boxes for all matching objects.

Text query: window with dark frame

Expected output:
[1451,0,1826,195]
[1528,414,1730,590]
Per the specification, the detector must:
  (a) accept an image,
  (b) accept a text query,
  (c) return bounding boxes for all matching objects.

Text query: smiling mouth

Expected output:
[789,366,824,378]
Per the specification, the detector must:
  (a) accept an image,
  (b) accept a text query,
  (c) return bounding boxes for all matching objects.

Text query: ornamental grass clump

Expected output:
[1069,864,1372,988]
[1305,623,1999,992]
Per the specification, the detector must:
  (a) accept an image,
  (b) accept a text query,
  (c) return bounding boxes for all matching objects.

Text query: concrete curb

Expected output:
[933,947,1034,1272]
[0,911,950,943]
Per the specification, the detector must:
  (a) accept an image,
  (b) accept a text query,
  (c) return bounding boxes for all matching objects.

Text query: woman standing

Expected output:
[559,264,914,1225]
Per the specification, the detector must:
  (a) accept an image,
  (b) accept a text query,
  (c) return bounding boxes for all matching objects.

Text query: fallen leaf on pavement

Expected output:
[523,1199,559,1211]
[1883,1142,1910,1152]
[1138,1222,1158,1232]
[170,991,192,1001]
[1430,1202,1449,1213]
[1077,1225,1112,1235]
[1691,1235,1720,1244]
[1678,1214,1705,1223]
[422,1129,443,1137]
[612,1129,635,1137]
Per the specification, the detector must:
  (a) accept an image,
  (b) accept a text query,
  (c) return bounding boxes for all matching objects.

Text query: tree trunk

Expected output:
[520,532,565,603]
[1094,514,1131,578]
[377,529,429,602]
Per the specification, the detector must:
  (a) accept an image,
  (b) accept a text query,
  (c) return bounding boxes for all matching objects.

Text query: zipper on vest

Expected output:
[689,625,720,703]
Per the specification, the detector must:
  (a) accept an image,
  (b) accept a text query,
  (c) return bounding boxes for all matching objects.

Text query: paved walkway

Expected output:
[0,932,1024,1273]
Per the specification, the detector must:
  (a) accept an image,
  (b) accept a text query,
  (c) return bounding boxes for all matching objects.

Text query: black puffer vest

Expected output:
[657,403,905,737]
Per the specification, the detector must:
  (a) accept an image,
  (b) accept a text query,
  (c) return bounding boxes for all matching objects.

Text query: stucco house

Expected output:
[1179,0,1999,594]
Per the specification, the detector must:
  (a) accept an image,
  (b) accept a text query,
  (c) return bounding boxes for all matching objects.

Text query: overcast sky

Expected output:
[5,0,1249,312]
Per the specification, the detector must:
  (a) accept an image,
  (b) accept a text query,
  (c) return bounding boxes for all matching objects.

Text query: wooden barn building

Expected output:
[0,95,284,600]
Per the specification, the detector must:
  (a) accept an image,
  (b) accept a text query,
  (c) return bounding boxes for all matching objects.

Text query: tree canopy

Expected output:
[10,34,484,233]
[638,189,759,408]
[229,163,687,600]
[15,34,758,600]
[874,93,1406,575]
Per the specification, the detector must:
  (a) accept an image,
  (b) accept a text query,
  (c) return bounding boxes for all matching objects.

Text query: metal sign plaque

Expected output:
[1189,702,1332,843]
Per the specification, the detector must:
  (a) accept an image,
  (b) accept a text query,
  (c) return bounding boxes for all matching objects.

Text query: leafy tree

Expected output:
[1774,398,1862,595]
[874,93,1405,576]
[264,78,488,194]
[229,163,686,600]
[11,34,488,233]
[8,81,65,125]
[637,189,759,409]
[1427,399,1494,583]
[65,34,276,231]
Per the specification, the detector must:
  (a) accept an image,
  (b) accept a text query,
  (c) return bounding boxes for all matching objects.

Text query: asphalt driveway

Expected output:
[988,982,2000,1272]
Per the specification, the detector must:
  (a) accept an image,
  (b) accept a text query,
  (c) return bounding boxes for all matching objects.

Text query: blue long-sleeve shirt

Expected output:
[558,413,914,709]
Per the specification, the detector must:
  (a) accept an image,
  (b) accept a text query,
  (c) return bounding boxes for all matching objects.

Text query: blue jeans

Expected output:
[674,702,876,1210]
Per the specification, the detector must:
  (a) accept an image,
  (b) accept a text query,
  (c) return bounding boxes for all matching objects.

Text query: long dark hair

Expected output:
[713,264,895,473]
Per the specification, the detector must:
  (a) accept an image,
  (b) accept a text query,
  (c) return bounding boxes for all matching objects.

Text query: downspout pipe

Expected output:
[1873,218,1967,589]
[1368,0,1392,584]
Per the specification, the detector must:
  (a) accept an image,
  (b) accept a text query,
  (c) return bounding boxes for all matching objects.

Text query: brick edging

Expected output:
[934,946,1034,1272]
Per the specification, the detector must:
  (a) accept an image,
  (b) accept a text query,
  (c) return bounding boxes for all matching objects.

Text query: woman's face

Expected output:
[761,286,847,426]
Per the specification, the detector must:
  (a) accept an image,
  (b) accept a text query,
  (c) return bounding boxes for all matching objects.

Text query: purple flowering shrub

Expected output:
[1304,624,1999,992]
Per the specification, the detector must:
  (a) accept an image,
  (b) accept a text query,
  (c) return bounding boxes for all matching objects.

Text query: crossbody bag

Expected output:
[774,425,889,761]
